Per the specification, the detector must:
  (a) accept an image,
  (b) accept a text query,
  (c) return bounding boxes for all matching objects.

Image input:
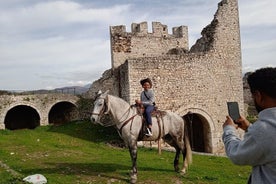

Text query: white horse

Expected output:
[91,90,192,183]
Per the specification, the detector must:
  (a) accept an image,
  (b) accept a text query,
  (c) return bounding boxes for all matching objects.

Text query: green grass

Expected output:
[0,121,251,184]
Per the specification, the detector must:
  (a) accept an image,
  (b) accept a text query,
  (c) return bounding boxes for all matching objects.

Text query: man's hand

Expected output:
[235,116,250,131]
[223,116,250,132]
[223,116,238,129]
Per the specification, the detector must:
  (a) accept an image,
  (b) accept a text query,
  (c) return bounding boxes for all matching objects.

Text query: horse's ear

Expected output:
[97,90,102,95]
[101,90,109,100]
[93,90,103,101]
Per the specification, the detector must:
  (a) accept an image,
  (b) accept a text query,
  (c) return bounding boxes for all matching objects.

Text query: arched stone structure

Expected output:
[4,105,40,130]
[48,101,79,125]
[0,94,80,130]
[177,107,214,153]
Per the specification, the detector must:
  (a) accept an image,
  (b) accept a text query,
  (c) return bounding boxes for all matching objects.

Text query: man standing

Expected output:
[222,67,276,184]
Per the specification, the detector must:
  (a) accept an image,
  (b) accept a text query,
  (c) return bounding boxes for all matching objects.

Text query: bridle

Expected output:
[92,94,142,135]
[91,96,109,117]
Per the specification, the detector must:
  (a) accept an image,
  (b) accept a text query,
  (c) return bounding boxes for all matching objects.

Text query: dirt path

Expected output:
[0,160,22,177]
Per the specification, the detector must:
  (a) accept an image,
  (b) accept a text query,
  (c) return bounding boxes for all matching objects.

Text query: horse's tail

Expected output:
[184,119,192,165]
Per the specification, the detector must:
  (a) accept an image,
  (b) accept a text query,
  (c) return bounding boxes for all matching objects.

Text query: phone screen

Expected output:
[227,102,240,122]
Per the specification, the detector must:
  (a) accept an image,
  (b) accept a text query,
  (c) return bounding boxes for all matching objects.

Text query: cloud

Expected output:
[0,0,275,90]
[239,0,276,73]
[242,39,276,72]
[0,1,131,38]
[0,1,125,90]
[239,0,276,27]
[0,35,111,88]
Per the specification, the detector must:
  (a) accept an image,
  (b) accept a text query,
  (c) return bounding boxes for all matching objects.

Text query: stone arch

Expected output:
[4,105,40,130]
[48,101,79,125]
[177,107,214,153]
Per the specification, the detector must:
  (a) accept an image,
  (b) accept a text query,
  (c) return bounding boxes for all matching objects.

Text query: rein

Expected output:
[94,94,162,139]
[94,95,140,133]
[118,113,139,135]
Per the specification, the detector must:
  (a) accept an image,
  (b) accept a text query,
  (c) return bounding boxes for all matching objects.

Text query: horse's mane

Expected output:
[108,94,134,107]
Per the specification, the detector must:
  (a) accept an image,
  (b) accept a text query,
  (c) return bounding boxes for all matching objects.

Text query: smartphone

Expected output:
[227,102,240,123]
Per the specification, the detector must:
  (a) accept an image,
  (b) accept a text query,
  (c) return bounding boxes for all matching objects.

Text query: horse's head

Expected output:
[90,90,110,125]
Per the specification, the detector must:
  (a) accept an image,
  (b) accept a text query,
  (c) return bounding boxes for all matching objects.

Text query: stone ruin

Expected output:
[87,0,244,155]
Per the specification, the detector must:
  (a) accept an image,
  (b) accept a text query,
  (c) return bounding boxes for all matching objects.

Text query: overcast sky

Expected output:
[0,0,275,91]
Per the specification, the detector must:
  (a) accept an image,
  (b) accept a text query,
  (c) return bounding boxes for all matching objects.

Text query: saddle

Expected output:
[135,103,166,117]
[134,104,166,141]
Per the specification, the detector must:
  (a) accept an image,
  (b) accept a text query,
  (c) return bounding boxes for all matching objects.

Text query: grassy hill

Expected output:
[0,121,251,184]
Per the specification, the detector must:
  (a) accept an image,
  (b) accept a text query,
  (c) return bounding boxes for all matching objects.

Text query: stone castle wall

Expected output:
[88,0,244,155]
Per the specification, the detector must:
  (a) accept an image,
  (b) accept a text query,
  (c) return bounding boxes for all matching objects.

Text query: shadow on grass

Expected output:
[20,162,173,182]
[23,162,173,174]
[47,120,123,145]
[20,162,128,182]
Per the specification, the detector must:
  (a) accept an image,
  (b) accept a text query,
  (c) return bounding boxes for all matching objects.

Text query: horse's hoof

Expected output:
[180,169,186,175]
[174,167,180,172]
[130,174,137,184]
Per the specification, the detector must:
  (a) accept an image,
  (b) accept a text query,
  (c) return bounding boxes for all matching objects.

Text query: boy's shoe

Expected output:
[145,128,152,136]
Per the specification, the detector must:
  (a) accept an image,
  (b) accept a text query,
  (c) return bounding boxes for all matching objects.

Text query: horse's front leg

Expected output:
[128,142,138,184]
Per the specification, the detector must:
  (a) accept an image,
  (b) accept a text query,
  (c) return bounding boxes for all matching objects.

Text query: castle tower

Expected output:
[110,22,189,69]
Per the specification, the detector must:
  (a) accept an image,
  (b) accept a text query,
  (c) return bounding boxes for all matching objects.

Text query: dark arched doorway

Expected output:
[48,101,79,125]
[4,105,40,130]
[183,112,211,153]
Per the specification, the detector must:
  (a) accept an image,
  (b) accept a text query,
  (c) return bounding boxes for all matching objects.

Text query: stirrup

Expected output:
[145,128,152,136]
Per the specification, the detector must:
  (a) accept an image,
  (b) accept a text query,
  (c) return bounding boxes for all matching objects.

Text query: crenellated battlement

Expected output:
[110,21,189,68]
[110,21,187,38]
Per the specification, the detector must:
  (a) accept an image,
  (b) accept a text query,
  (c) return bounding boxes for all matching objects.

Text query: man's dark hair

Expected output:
[247,67,276,98]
